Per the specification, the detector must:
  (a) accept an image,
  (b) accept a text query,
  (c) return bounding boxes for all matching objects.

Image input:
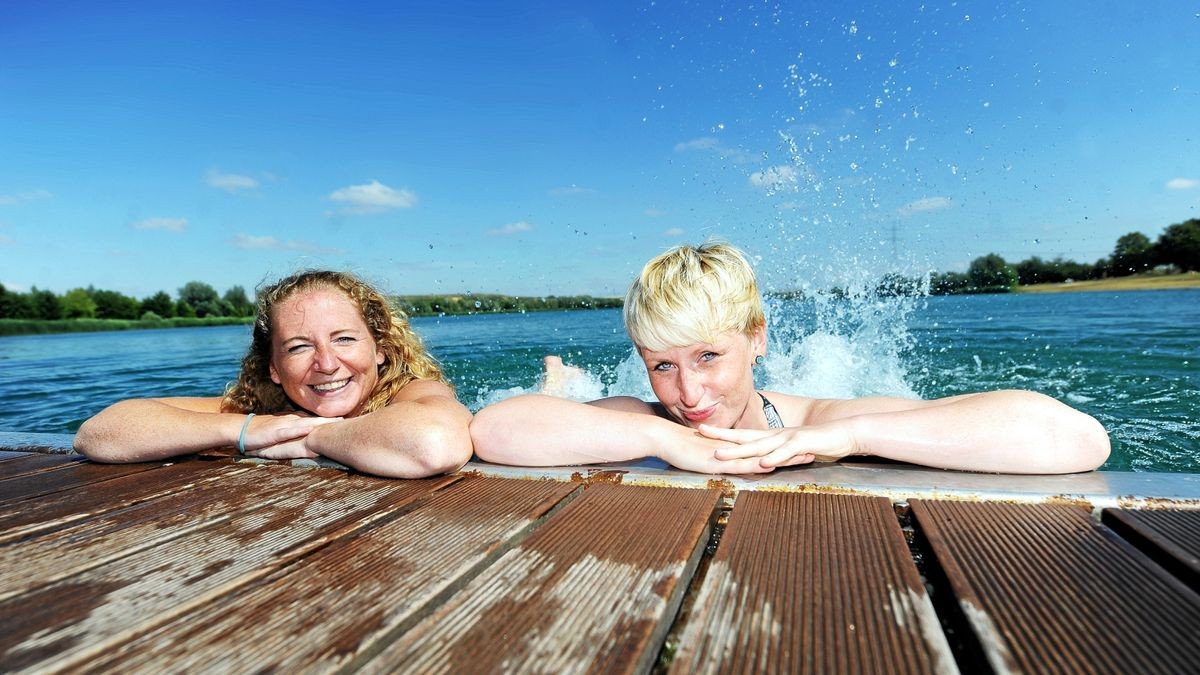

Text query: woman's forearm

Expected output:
[844,390,1110,473]
[305,395,473,478]
[74,398,241,462]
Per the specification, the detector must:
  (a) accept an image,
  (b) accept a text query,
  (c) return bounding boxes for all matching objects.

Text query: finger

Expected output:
[697,424,772,444]
[762,451,816,468]
[712,434,789,460]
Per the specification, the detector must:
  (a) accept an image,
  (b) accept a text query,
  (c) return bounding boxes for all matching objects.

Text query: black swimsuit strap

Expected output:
[759,392,784,429]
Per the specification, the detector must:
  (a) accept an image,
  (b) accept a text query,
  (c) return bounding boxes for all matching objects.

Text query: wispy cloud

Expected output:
[663,227,685,237]
[748,165,798,192]
[549,185,596,196]
[488,221,533,236]
[0,189,52,205]
[1,279,26,291]
[131,217,188,232]
[898,196,952,216]
[674,137,721,152]
[644,207,667,217]
[231,233,342,254]
[206,169,259,193]
[328,180,417,214]
[1166,177,1198,190]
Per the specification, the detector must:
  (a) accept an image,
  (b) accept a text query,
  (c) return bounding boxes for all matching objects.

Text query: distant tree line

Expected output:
[928,218,1200,295]
[397,294,622,316]
[0,281,254,321]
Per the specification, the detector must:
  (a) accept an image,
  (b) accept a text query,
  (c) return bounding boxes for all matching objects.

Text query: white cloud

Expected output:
[1166,178,1199,190]
[231,233,342,254]
[644,207,667,217]
[748,165,798,191]
[488,221,533,236]
[674,137,721,152]
[206,169,259,193]
[0,189,52,205]
[131,217,188,232]
[898,196,952,216]
[549,185,596,196]
[1,280,27,291]
[663,227,685,237]
[328,180,417,214]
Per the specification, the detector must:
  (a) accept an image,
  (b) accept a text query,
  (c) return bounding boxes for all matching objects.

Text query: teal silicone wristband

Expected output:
[238,413,256,454]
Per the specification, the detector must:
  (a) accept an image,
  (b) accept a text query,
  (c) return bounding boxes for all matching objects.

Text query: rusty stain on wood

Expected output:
[364,484,721,674]
[670,491,954,674]
[911,499,1200,674]
[568,468,627,486]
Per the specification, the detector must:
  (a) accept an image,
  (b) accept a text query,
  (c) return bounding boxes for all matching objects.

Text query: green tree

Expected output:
[0,285,34,318]
[140,291,176,318]
[1110,232,1154,276]
[967,254,1017,292]
[222,285,253,316]
[28,287,62,320]
[61,288,97,319]
[91,289,141,319]
[176,300,197,318]
[178,281,220,309]
[1155,219,1200,271]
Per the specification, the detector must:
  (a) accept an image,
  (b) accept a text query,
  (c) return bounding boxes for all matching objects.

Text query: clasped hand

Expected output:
[698,423,858,468]
[239,413,342,460]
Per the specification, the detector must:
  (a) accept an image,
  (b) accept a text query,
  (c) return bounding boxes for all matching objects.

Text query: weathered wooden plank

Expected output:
[0,461,241,544]
[363,483,721,674]
[0,451,31,462]
[0,459,162,505]
[1103,507,1200,592]
[0,453,86,481]
[911,499,1200,674]
[0,468,460,673]
[0,464,328,601]
[82,476,579,673]
[670,492,955,674]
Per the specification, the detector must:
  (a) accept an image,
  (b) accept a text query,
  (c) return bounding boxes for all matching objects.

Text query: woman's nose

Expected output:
[313,345,338,372]
[677,369,704,407]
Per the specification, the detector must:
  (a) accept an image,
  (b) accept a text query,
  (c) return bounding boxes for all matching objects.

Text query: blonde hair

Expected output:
[221,270,446,415]
[624,242,766,351]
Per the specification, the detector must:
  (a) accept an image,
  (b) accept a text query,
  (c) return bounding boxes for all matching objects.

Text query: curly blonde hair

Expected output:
[221,270,447,415]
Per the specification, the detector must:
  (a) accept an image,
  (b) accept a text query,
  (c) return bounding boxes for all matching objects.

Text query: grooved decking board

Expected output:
[670,492,955,675]
[0,452,31,461]
[911,500,1200,674]
[364,484,722,674]
[0,453,87,481]
[0,460,242,544]
[0,460,161,504]
[0,467,459,673]
[1102,508,1200,591]
[83,476,579,673]
[0,464,328,601]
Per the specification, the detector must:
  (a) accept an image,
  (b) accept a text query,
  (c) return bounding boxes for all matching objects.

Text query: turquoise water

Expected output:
[2,289,1195,472]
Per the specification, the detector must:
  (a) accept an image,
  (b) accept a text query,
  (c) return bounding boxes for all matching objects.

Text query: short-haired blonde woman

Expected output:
[76,270,472,478]
[471,243,1110,474]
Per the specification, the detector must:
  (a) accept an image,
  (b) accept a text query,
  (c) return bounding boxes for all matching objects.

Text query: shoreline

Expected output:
[1015,271,1200,294]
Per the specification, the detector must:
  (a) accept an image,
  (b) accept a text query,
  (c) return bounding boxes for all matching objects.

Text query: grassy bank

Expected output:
[1016,271,1200,294]
[0,316,254,337]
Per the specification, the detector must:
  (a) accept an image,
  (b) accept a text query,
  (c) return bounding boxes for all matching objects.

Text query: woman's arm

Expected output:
[470,394,772,474]
[74,397,333,463]
[298,379,473,479]
[705,390,1111,474]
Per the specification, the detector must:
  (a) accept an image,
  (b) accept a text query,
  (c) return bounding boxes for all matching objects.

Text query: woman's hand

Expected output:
[699,423,859,468]
[239,414,342,460]
[657,432,776,475]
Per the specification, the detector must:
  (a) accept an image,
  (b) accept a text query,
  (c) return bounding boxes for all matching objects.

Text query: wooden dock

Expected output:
[1,437,1198,673]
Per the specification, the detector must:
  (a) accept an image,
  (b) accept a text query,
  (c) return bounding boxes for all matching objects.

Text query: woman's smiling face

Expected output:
[638,325,767,429]
[268,288,384,418]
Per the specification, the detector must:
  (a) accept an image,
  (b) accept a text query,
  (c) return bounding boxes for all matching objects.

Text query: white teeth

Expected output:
[312,379,349,392]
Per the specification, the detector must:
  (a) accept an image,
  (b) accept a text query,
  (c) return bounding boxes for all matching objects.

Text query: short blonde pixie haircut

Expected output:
[624,242,766,351]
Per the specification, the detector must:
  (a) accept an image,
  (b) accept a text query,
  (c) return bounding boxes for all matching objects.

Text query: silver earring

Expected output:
[754,355,764,366]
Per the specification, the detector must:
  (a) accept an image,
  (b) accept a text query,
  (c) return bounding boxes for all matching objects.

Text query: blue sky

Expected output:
[2,1,1197,299]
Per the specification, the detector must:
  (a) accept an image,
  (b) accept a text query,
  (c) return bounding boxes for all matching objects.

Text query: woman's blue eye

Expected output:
[701,352,718,361]
[652,362,673,372]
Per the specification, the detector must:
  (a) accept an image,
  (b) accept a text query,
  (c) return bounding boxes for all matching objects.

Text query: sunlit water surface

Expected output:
[2,289,1195,472]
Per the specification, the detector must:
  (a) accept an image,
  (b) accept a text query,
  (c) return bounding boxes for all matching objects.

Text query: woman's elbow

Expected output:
[468,405,511,464]
[405,413,474,476]
[73,419,121,463]
[1072,414,1111,472]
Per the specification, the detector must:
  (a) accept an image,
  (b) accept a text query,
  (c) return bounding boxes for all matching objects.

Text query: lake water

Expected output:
[2,289,1196,472]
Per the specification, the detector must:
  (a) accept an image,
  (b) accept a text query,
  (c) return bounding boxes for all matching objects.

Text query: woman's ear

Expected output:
[269,361,281,385]
[751,321,768,359]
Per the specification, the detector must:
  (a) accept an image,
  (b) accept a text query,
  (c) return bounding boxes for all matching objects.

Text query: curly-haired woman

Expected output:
[76,270,471,478]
